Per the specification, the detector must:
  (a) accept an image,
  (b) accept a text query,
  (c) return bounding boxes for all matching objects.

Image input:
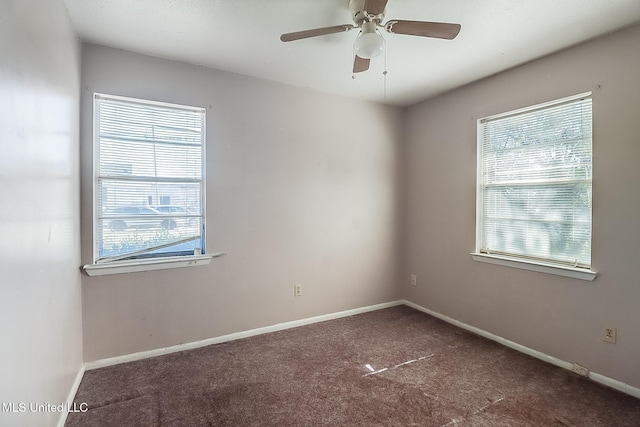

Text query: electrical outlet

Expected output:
[604,327,617,344]
[293,284,302,297]
[572,363,589,377]
[411,274,417,286]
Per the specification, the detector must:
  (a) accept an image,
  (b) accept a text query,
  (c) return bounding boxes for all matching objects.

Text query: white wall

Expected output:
[80,44,404,361]
[0,0,83,426]
[402,23,640,389]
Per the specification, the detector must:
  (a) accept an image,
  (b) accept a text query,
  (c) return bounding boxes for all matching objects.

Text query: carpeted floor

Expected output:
[67,305,640,426]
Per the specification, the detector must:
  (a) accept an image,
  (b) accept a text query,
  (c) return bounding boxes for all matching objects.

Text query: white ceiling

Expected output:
[63,0,640,107]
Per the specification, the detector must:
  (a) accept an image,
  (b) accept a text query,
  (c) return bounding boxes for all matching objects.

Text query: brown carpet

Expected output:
[67,306,640,426]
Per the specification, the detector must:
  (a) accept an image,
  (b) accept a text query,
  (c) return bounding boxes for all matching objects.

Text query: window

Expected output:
[474,93,595,280]
[85,94,211,275]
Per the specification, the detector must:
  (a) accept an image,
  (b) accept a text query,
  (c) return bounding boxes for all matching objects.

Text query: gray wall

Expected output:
[0,0,83,426]
[80,44,404,361]
[402,23,640,389]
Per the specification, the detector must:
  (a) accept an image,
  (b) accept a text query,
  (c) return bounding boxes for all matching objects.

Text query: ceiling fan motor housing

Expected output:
[350,0,385,26]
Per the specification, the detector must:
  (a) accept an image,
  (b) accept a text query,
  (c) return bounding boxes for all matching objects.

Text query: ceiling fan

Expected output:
[280,0,461,74]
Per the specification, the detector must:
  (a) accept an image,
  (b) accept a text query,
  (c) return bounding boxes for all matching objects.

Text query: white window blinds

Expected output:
[477,93,592,268]
[94,94,206,263]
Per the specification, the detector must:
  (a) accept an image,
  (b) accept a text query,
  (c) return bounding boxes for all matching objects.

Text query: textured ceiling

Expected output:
[63,0,640,106]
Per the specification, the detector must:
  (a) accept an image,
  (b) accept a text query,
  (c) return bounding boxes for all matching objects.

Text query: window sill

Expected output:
[82,253,225,276]
[470,253,597,281]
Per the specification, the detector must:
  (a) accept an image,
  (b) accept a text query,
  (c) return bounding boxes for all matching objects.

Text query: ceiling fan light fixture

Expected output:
[354,30,384,59]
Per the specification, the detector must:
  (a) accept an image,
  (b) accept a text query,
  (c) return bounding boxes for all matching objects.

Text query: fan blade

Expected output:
[364,0,388,16]
[384,20,461,40]
[280,25,355,42]
[353,55,370,73]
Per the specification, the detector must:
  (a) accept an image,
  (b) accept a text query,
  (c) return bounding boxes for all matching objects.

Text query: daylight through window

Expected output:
[476,93,592,269]
[93,94,206,263]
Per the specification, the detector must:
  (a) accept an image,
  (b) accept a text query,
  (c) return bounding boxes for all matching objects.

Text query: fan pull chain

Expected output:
[383,35,388,101]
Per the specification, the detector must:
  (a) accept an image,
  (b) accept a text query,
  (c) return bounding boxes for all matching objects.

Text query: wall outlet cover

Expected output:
[293,284,302,297]
[604,327,617,343]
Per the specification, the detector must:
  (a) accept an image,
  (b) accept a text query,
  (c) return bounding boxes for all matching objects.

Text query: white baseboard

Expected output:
[402,299,640,399]
[56,365,85,427]
[589,372,640,399]
[84,300,404,370]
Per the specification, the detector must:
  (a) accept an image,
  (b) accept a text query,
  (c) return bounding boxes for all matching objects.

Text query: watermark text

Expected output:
[2,402,88,413]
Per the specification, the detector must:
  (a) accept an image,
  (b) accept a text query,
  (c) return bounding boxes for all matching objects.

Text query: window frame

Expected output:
[472,93,597,281]
[83,93,220,276]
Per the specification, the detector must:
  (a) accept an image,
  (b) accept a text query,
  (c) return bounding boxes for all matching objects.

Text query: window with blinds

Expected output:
[94,94,206,263]
[476,93,592,269]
